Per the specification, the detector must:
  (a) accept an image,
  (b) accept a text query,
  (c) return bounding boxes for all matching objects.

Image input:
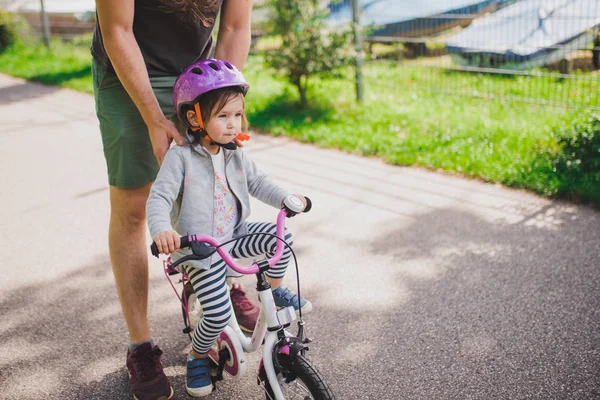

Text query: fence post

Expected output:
[40,0,51,48]
[593,33,599,69]
[351,0,364,103]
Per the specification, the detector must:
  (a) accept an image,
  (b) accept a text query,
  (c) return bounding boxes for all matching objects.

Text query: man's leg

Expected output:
[108,183,152,343]
[110,183,173,400]
[94,60,172,399]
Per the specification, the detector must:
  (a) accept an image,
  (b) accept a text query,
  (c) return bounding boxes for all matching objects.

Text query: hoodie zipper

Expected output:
[198,145,216,239]
[223,150,244,230]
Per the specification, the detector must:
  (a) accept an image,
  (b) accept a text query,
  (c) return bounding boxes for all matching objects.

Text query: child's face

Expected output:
[204,94,244,145]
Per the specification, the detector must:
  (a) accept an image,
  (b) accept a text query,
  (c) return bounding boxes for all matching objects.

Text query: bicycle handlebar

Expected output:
[151,197,311,275]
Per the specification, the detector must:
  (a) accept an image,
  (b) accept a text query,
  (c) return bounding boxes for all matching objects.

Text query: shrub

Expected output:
[265,0,353,106]
[0,10,29,51]
[552,112,600,204]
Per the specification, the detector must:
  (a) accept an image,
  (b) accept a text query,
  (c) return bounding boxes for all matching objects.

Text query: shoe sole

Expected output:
[186,384,213,397]
[133,386,173,400]
[276,301,313,315]
[297,300,313,315]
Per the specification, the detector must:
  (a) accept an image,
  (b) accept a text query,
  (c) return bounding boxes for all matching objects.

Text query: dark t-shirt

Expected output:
[91,0,224,77]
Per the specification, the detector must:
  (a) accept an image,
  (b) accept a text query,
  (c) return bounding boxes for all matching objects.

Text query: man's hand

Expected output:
[97,0,184,166]
[148,117,185,165]
[153,230,181,255]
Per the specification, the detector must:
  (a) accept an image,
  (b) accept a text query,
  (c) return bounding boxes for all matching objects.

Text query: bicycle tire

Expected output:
[262,354,335,400]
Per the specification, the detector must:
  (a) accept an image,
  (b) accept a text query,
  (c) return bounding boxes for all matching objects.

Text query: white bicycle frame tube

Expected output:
[224,286,287,400]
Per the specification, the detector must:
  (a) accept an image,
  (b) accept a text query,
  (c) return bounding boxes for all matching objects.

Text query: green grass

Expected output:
[243,57,598,204]
[1,37,598,206]
[0,37,93,92]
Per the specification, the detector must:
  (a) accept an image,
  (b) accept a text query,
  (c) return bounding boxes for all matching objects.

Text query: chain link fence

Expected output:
[4,1,599,110]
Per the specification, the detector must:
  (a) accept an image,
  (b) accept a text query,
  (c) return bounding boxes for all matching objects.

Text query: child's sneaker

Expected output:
[186,356,213,397]
[230,282,260,333]
[272,285,312,314]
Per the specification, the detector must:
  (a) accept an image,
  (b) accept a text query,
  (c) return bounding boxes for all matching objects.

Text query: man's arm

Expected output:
[214,0,254,70]
[95,0,183,164]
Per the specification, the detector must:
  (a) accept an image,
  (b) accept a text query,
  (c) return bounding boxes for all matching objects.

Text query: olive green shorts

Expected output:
[92,59,185,188]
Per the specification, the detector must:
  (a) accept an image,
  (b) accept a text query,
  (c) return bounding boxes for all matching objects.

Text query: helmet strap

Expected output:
[193,102,205,131]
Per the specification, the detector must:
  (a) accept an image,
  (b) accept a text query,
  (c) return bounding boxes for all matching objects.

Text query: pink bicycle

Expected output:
[151,197,335,400]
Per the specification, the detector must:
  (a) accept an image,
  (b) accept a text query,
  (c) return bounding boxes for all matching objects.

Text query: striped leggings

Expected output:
[183,222,293,354]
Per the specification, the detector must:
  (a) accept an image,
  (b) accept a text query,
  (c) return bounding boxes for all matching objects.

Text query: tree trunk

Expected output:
[296,75,307,107]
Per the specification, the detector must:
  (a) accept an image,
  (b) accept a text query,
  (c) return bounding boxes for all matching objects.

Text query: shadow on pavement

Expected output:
[0,255,190,400]
[305,202,599,399]
[29,65,92,89]
[0,255,273,399]
[0,80,61,105]
[1,201,598,399]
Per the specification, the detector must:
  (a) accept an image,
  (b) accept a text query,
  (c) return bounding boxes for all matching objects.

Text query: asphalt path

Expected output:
[0,74,599,399]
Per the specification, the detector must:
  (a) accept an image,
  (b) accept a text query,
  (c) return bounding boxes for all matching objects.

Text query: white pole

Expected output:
[351,0,364,103]
[40,0,51,47]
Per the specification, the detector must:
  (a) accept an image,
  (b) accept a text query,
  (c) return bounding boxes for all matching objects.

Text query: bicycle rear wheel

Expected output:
[262,354,335,400]
[182,281,202,340]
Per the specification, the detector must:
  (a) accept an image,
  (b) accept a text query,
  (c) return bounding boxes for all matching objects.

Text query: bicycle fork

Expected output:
[257,282,300,400]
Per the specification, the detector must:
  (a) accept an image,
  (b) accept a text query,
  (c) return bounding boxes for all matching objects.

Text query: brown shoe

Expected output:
[126,343,173,400]
[230,283,260,333]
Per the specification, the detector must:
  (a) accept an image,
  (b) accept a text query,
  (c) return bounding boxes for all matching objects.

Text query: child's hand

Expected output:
[235,132,250,147]
[295,194,308,211]
[153,230,181,255]
[282,194,311,217]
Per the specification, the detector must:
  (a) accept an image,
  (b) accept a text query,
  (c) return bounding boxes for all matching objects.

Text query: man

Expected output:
[92,1,257,399]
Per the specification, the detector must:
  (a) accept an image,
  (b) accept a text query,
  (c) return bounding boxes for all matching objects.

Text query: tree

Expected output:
[265,0,353,106]
[0,11,30,51]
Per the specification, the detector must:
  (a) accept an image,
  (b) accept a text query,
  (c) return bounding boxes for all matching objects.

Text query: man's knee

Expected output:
[109,183,152,226]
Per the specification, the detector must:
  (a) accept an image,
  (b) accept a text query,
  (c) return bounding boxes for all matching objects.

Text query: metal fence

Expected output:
[330,0,600,110]
[6,1,600,110]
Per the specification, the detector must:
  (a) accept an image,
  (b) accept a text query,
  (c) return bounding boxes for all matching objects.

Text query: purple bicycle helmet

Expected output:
[173,59,249,120]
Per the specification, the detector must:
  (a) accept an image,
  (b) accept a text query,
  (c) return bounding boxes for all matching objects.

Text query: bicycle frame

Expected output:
[158,208,299,400]
[214,284,296,398]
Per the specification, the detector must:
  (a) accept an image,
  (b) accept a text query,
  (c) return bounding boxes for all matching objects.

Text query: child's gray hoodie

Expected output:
[146,140,290,270]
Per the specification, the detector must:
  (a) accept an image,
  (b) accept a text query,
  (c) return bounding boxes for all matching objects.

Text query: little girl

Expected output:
[146,59,311,397]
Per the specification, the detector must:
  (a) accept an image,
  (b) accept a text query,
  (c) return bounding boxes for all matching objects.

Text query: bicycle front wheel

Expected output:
[262,354,335,400]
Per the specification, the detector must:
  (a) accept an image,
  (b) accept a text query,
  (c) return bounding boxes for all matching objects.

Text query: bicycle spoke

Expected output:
[280,376,314,399]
